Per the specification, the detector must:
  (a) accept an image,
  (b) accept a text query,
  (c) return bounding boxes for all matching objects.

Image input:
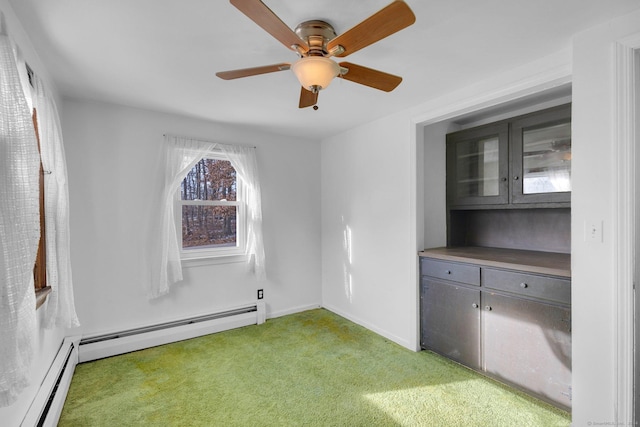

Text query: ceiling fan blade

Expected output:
[216,63,290,80]
[338,62,402,92]
[327,0,415,58]
[299,87,318,108]
[230,0,309,53]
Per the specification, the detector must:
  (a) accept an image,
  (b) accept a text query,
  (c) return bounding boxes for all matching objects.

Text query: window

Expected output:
[178,156,245,259]
[28,62,52,307]
[32,107,52,308]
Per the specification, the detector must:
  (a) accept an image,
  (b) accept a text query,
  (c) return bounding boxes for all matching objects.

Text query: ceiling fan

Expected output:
[216,0,416,109]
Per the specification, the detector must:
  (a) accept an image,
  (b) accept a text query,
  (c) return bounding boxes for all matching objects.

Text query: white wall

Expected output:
[571,9,640,425]
[321,111,418,349]
[0,1,68,425]
[61,98,322,337]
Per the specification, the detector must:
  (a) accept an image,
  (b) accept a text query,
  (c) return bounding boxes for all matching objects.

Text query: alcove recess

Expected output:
[447,208,570,254]
[444,103,572,255]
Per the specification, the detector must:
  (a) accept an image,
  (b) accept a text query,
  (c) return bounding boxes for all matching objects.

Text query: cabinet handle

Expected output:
[472,303,478,308]
[520,282,528,289]
[513,176,520,180]
[485,305,492,311]
[445,270,451,275]
[501,177,507,182]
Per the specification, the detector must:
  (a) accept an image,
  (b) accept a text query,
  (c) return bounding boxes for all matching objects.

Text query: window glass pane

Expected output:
[522,122,571,194]
[456,137,500,198]
[182,205,237,249]
[181,158,237,201]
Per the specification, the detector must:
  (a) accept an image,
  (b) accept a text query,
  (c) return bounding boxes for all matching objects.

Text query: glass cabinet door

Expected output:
[447,123,509,206]
[511,104,571,204]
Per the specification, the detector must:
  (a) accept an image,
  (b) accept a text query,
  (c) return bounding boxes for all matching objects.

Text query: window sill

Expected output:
[35,286,52,309]
[182,254,249,268]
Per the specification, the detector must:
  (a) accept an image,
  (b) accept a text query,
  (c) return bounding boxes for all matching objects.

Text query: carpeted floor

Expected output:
[59,309,571,426]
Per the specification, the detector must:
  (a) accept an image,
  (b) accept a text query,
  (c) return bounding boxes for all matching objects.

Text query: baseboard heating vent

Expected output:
[78,303,262,363]
[22,337,79,427]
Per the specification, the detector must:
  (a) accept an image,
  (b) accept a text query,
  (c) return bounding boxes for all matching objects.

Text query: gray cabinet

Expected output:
[420,278,481,370]
[510,104,571,204]
[419,255,572,410]
[482,267,570,305]
[446,104,571,208]
[446,122,509,207]
[421,257,480,285]
[482,292,572,409]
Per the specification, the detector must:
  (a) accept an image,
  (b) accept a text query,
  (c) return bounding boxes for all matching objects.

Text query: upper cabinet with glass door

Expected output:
[446,122,509,207]
[446,104,571,208]
[510,104,571,204]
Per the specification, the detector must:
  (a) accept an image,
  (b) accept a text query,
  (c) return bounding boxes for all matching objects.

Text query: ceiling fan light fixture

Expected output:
[291,56,340,92]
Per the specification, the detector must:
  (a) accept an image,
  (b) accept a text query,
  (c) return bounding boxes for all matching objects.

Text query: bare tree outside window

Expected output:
[180,158,238,250]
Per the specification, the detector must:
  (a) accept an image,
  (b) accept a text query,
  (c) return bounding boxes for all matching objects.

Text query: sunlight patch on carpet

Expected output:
[364,378,571,427]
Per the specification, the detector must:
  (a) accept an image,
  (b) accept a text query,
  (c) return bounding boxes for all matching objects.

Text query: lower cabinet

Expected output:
[420,256,571,410]
[482,292,572,409]
[420,279,481,370]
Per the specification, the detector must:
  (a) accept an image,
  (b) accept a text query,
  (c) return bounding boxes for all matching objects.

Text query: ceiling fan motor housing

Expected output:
[294,20,337,56]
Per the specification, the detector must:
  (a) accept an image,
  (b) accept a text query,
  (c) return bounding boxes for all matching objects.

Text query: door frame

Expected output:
[613,34,640,426]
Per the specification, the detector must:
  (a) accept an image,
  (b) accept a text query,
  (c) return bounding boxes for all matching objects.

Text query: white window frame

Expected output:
[176,154,247,263]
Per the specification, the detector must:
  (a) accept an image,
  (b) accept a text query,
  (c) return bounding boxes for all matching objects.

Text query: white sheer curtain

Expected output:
[31,75,80,329]
[0,29,40,406]
[149,136,217,298]
[219,143,266,280]
[149,135,266,298]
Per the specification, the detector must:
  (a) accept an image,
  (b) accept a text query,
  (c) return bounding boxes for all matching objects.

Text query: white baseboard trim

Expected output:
[268,303,321,320]
[322,304,415,351]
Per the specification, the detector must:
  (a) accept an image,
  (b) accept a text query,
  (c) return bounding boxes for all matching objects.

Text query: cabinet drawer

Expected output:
[421,258,480,286]
[482,268,570,305]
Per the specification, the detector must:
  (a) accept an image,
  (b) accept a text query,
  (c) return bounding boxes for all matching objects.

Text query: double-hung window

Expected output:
[178,155,245,259]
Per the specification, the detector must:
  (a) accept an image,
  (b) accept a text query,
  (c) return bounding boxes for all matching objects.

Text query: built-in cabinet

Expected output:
[419,103,573,411]
[446,104,571,208]
[419,251,572,410]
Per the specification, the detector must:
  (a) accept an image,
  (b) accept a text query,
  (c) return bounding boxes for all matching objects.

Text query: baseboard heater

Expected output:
[78,302,265,363]
[22,337,79,427]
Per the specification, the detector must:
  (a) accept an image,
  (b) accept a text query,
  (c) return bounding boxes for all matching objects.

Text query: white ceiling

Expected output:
[9,0,640,140]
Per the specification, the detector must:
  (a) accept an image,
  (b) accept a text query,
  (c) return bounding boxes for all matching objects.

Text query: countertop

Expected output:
[418,246,571,278]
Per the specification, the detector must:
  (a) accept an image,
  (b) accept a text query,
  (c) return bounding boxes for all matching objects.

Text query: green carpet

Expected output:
[59,309,571,426]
